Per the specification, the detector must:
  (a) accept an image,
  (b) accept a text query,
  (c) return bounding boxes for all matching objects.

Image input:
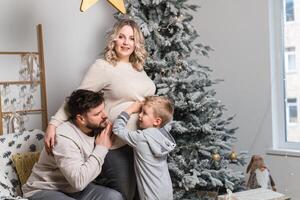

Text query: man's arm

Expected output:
[52,135,108,191]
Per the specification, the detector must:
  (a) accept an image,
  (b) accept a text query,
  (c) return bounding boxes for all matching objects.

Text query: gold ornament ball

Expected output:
[212,153,221,161]
[230,151,238,161]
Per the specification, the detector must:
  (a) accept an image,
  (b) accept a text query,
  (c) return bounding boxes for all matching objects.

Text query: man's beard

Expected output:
[86,120,108,136]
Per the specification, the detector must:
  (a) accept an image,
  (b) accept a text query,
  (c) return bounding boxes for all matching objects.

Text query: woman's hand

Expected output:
[125,101,143,115]
[44,124,57,155]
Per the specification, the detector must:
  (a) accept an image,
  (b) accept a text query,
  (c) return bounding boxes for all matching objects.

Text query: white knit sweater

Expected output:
[22,121,108,197]
[50,59,156,149]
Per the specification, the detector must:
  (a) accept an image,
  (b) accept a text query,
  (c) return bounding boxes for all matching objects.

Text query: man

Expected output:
[22,89,123,200]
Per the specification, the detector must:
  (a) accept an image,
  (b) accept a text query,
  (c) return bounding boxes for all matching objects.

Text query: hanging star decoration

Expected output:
[80,0,126,14]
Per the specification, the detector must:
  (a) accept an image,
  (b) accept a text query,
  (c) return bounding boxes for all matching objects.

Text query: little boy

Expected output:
[113,95,176,200]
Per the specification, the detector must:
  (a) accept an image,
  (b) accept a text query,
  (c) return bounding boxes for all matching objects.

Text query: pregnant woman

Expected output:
[44,18,156,200]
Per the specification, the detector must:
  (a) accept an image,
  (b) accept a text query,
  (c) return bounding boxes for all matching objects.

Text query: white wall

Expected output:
[191,0,300,198]
[1,0,299,198]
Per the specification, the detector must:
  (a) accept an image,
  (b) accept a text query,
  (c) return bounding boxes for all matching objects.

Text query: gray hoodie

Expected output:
[113,112,176,200]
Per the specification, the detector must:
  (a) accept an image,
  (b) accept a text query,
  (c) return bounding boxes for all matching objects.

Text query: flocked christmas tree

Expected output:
[115,0,248,199]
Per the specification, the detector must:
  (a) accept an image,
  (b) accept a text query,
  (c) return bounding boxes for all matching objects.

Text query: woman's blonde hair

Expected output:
[104,19,147,71]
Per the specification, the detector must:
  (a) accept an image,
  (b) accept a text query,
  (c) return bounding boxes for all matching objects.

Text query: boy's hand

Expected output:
[125,101,143,115]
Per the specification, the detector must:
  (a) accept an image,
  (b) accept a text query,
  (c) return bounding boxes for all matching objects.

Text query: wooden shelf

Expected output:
[0,24,48,135]
[0,52,39,55]
[2,109,43,116]
[0,80,40,85]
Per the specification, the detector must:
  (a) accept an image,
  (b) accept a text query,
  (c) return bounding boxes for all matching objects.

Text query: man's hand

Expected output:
[95,122,113,149]
[125,101,143,115]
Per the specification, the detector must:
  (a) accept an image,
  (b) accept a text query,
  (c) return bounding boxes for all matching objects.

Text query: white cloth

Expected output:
[255,169,270,189]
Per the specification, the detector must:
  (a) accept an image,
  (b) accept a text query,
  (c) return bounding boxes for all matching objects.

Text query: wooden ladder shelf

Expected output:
[0,24,48,134]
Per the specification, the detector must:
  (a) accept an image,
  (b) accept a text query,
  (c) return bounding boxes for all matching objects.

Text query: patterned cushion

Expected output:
[0,169,27,199]
[0,129,44,197]
[0,168,14,197]
[12,152,41,186]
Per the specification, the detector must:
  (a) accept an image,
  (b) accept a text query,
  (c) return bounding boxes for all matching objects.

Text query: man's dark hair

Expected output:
[67,89,104,120]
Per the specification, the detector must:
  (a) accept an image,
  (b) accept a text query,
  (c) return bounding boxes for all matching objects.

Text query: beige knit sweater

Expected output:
[22,121,108,197]
[50,59,156,149]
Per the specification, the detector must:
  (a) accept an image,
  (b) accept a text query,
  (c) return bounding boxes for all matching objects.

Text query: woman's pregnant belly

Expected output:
[108,101,139,149]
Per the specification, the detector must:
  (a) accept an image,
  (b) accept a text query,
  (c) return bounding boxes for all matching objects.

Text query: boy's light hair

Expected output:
[144,96,174,127]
